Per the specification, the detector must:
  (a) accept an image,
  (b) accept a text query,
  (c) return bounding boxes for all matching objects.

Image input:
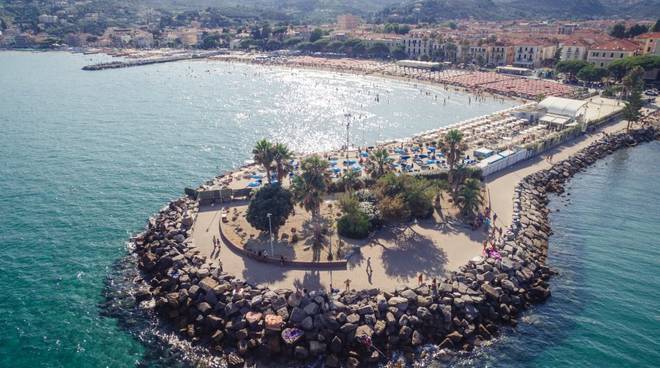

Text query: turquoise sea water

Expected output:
[1,51,658,368]
[451,142,660,368]
[0,51,514,367]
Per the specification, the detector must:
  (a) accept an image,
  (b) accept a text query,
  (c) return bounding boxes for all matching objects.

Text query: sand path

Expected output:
[486,119,629,229]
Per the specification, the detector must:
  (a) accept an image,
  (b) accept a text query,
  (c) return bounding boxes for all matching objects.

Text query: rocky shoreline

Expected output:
[129,126,657,367]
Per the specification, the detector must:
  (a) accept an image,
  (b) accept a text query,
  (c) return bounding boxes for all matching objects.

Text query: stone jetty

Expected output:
[130,126,657,367]
[82,51,227,71]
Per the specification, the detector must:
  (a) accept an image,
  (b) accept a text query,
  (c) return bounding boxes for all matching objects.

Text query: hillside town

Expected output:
[2,7,659,69]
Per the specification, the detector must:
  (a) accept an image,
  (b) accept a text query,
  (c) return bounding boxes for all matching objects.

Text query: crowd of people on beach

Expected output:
[213,54,578,101]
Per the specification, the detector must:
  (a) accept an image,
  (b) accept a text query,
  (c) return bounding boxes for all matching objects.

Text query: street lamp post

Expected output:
[266,213,273,257]
[344,113,352,159]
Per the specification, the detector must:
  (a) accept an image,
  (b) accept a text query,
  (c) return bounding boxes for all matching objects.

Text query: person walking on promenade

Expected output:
[344,278,351,292]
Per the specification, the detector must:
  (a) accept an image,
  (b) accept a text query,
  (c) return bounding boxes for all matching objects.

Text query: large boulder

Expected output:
[199,277,219,292]
[290,307,306,323]
[355,324,373,339]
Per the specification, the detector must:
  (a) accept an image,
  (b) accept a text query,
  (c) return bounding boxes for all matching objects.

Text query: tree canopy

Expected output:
[608,55,660,81]
[555,60,591,78]
[246,184,294,234]
[609,23,627,38]
[576,65,609,82]
[309,28,323,43]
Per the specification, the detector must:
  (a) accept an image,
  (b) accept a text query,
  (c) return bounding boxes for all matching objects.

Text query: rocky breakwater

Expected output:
[130,126,657,367]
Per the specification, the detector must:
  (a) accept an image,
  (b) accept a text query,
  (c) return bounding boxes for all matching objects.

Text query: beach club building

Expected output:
[396,60,442,70]
[537,96,587,130]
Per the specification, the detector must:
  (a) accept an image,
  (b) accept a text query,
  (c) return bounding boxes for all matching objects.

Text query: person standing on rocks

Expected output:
[344,278,351,291]
[418,273,424,286]
[366,257,373,276]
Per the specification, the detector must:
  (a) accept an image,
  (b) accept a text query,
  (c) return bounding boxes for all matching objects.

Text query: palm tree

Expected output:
[272,142,293,183]
[432,179,450,220]
[456,178,484,220]
[341,169,362,194]
[252,139,274,184]
[366,148,389,178]
[622,66,644,100]
[437,129,466,190]
[292,155,329,245]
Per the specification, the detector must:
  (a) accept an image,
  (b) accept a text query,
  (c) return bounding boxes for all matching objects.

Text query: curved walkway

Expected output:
[192,208,484,290]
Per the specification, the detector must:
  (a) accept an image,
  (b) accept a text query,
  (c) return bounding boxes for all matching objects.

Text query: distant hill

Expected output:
[377,0,660,22]
[139,0,403,22]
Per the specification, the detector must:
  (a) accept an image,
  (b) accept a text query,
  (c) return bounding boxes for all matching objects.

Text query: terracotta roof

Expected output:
[590,38,639,52]
[560,38,593,47]
[511,38,555,47]
[636,32,660,40]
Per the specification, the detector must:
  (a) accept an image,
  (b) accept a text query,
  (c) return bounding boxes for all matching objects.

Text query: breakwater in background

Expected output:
[82,51,227,70]
[129,106,657,368]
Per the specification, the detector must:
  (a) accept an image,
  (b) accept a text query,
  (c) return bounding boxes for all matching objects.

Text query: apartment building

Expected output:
[636,32,660,56]
[559,38,592,61]
[587,39,639,67]
[512,40,556,68]
[404,31,441,58]
[359,33,404,50]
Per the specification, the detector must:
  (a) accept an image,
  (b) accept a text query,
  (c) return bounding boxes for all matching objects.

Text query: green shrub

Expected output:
[337,211,370,239]
[378,194,410,221]
[374,173,435,222]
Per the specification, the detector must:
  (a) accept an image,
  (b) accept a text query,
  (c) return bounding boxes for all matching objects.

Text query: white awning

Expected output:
[539,113,570,126]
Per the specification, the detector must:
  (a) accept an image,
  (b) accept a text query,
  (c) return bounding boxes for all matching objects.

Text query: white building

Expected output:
[512,40,556,68]
[359,34,403,50]
[403,32,441,58]
[537,96,587,130]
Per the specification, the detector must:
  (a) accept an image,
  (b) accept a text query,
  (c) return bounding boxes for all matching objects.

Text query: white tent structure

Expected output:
[537,96,587,130]
[396,60,441,70]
